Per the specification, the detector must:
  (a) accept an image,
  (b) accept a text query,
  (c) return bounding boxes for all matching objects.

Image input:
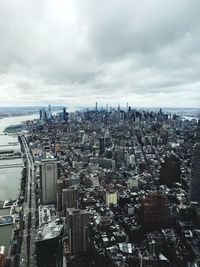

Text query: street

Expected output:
[19,135,37,267]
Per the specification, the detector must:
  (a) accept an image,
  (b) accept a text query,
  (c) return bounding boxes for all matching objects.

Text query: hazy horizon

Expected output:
[0,103,200,110]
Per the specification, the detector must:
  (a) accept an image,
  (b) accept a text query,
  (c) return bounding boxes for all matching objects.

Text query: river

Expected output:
[0,114,38,255]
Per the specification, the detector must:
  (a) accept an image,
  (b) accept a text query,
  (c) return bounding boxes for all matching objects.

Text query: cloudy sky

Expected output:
[0,0,200,107]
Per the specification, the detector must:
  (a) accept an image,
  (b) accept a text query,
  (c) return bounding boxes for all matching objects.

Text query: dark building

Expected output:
[56,179,63,212]
[189,143,200,203]
[63,107,68,122]
[66,208,89,255]
[39,109,43,120]
[139,192,171,230]
[35,221,64,267]
[62,186,78,216]
[39,107,47,121]
[99,137,105,156]
[159,155,181,186]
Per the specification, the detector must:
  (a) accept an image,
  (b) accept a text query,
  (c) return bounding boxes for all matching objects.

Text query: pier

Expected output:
[0,164,23,169]
[0,144,18,147]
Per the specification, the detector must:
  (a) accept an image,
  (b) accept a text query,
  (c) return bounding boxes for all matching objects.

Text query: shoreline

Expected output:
[0,114,37,258]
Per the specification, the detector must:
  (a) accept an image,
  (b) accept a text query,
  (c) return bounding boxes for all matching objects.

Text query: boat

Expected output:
[0,215,14,226]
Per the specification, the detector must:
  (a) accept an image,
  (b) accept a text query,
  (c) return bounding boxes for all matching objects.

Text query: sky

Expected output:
[0,0,200,108]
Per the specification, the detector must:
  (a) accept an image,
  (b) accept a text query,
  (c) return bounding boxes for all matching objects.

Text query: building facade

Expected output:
[190,143,200,203]
[66,208,89,255]
[62,186,78,215]
[36,221,63,267]
[41,159,59,204]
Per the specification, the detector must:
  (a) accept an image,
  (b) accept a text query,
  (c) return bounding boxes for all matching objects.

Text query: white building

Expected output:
[106,191,118,206]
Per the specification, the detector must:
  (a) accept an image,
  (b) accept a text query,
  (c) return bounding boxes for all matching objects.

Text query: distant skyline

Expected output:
[0,0,200,107]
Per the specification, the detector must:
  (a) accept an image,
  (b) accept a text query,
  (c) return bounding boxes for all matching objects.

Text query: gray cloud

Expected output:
[0,0,200,107]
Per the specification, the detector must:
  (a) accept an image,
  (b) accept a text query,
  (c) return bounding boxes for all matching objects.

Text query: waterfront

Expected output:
[0,208,10,216]
[0,114,38,255]
[0,159,23,201]
[0,115,37,201]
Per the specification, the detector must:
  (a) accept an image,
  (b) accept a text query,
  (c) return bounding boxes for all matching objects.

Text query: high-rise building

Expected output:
[41,159,59,204]
[62,186,78,216]
[40,107,46,121]
[117,104,121,120]
[99,137,105,156]
[39,105,52,121]
[36,220,64,267]
[63,107,68,122]
[39,109,43,120]
[56,179,63,213]
[190,143,200,203]
[47,104,52,120]
[66,208,89,255]
[159,155,181,186]
[139,192,170,229]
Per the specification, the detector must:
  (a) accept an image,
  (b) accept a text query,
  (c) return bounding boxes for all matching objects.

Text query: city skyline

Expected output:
[0,101,200,266]
[0,0,200,107]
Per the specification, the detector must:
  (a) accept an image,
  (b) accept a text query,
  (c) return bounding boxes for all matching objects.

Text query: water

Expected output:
[0,208,10,216]
[0,225,13,254]
[0,115,37,201]
[0,114,38,254]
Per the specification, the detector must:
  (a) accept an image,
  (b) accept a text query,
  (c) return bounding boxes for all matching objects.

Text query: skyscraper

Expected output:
[139,192,170,229]
[41,159,59,204]
[56,179,63,213]
[36,221,63,267]
[40,107,46,121]
[159,154,181,186]
[66,208,89,255]
[63,107,68,122]
[39,109,43,120]
[99,137,105,156]
[47,104,52,120]
[190,143,200,203]
[95,102,98,113]
[62,186,78,216]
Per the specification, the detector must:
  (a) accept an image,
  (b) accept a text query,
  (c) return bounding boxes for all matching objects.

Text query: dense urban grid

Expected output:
[3,105,200,267]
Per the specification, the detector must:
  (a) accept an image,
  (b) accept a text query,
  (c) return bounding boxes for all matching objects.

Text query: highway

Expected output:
[19,135,37,267]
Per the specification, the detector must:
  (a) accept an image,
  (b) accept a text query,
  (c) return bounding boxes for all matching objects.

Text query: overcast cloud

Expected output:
[0,0,200,107]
